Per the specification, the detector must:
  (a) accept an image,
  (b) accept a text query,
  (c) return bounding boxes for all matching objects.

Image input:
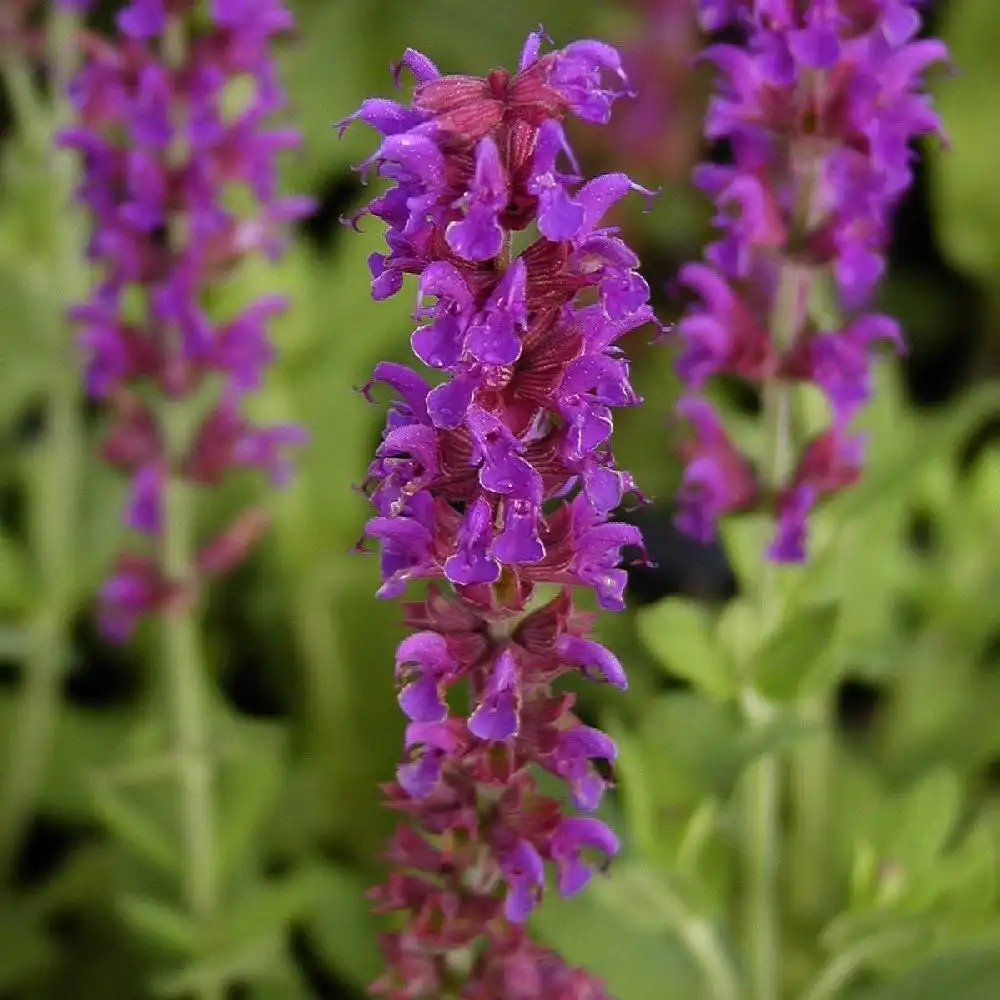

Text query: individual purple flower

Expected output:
[348,30,650,999]
[64,1,312,637]
[672,1,947,559]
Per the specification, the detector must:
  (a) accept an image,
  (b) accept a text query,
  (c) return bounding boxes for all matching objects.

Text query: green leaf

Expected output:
[117,895,202,957]
[636,599,735,700]
[41,705,141,818]
[886,768,961,874]
[87,776,180,875]
[0,625,30,658]
[719,514,771,591]
[930,0,1000,283]
[753,601,840,701]
[589,860,717,935]
[151,942,282,998]
[245,965,313,1000]
[153,871,331,997]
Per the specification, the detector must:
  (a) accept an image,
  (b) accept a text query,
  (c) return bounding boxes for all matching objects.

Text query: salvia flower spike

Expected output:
[675,0,948,560]
[346,29,653,999]
[61,0,313,637]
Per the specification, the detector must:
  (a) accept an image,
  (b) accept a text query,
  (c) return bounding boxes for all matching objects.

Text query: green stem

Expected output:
[161,458,220,932]
[0,7,85,884]
[741,262,811,1000]
[788,697,832,921]
[740,699,781,1000]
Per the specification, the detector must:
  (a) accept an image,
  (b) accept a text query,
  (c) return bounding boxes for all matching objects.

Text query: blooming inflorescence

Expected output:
[674,0,948,559]
[346,29,655,998]
[61,0,312,637]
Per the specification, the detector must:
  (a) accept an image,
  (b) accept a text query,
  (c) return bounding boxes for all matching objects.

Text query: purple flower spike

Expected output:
[670,0,945,560]
[64,0,308,640]
[350,29,646,997]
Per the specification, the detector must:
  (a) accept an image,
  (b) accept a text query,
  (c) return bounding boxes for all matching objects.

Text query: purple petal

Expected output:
[445,137,507,261]
[117,0,165,39]
[426,374,477,430]
[493,498,545,565]
[392,48,441,86]
[467,406,542,498]
[550,817,620,896]
[443,498,500,586]
[398,677,448,723]
[337,98,426,137]
[360,362,431,424]
[555,634,627,689]
[501,838,545,922]
[465,258,527,365]
[125,464,163,535]
[768,484,814,563]
[468,649,520,740]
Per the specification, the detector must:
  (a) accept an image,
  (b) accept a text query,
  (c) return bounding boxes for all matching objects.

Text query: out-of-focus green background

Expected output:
[2,1,1000,997]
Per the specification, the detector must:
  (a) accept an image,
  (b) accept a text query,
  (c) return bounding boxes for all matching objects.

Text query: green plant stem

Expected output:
[741,262,811,1000]
[740,694,781,1000]
[0,8,85,884]
[161,428,223,1000]
[789,697,832,921]
[161,464,220,927]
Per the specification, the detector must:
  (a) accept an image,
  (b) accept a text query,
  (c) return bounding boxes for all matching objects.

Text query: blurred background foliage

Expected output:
[1,0,1000,998]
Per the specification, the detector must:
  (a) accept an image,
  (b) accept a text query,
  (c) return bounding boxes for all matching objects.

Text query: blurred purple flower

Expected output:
[672,0,947,559]
[63,0,311,636]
